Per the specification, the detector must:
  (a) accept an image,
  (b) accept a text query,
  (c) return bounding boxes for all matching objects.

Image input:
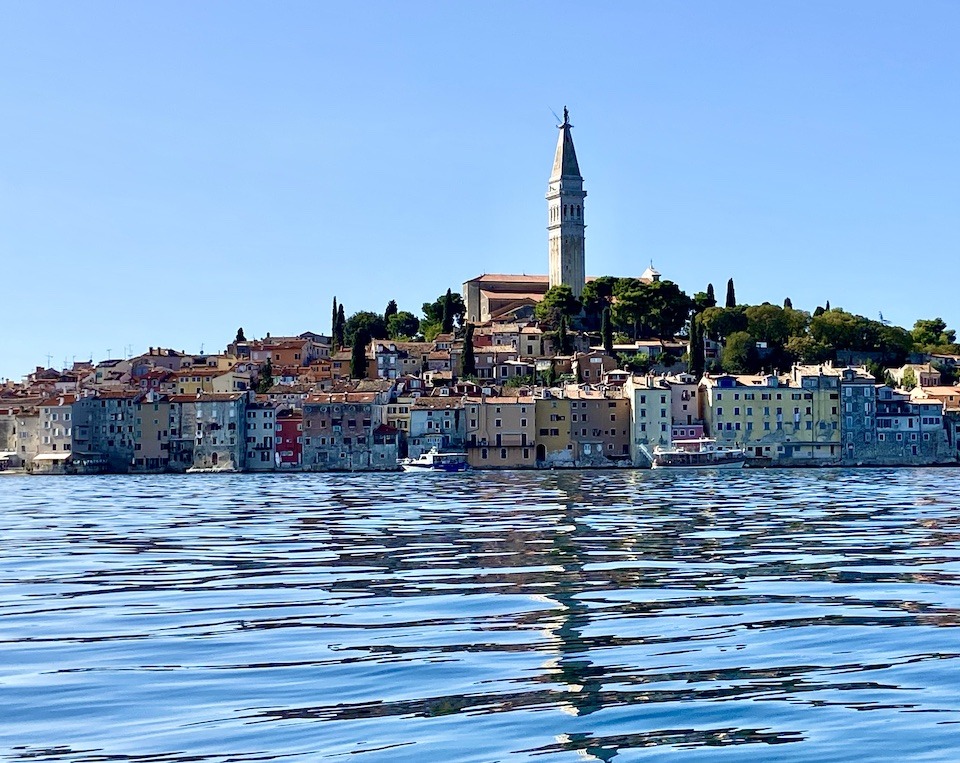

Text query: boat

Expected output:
[650,437,746,469]
[398,448,469,473]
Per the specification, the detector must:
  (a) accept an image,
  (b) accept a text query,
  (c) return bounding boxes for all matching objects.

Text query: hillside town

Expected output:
[3,110,959,475]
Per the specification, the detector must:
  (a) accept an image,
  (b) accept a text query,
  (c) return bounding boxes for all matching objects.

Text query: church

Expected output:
[463,108,659,324]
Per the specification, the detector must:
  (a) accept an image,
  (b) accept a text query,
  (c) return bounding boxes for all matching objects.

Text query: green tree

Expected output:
[689,315,705,377]
[725,278,737,309]
[256,358,274,393]
[783,297,793,309]
[422,290,465,332]
[387,311,420,340]
[536,285,582,328]
[601,306,613,355]
[706,283,716,306]
[344,311,388,345]
[331,297,338,337]
[235,327,246,343]
[350,329,369,379]
[745,303,793,346]
[461,323,476,377]
[912,318,956,348]
[335,304,346,348]
[441,289,454,334]
[580,275,617,328]
[785,335,832,364]
[700,306,748,341]
[901,367,917,390]
[557,315,573,354]
[618,352,652,374]
[721,331,759,373]
[384,299,398,322]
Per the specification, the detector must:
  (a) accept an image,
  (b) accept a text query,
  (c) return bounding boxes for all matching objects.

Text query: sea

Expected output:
[2,469,960,762]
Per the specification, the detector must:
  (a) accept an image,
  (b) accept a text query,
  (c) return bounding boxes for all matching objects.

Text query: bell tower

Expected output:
[546,107,586,297]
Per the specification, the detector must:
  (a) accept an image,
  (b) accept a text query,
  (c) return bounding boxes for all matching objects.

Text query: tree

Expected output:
[725,278,737,309]
[580,276,617,328]
[422,290,465,332]
[721,331,759,373]
[699,306,748,341]
[256,358,274,393]
[441,289,454,334]
[601,306,613,355]
[384,299,398,322]
[335,304,346,348]
[901,367,917,390]
[535,284,582,328]
[745,303,793,347]
[912,318,956,348]
[461,323,476,377]
[706,283,716,306]
[350,329,369,379]
[785,335,831,364]
[689,315,705,377]
[618,353,652,374]
[557,315,573,355]
[235,327,246,343]
[344,311,388,345]
[783,297,793,309]
[387,311,420,340]
[331,297,338,337]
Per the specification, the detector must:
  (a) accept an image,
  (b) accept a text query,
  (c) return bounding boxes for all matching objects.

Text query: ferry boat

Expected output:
[398,448,470,473]
[650,438,746,470]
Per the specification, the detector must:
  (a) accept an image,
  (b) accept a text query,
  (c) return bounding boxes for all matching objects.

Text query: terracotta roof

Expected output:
[167,393,246,403]
[305,392,377,404]
[412,396,465,409]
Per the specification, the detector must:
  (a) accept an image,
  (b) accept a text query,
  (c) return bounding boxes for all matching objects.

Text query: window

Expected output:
[500,448,507,459]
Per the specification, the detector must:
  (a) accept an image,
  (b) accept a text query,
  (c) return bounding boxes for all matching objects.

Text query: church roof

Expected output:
[550,108,581,180]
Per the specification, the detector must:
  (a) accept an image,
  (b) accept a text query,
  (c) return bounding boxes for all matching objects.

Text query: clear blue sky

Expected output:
[2,1,959,380]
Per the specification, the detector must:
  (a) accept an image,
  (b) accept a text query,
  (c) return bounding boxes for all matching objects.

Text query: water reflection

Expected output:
[2,469,960,761]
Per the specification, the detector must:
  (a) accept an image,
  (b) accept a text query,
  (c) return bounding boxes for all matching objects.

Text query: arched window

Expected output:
[563,205,567,217]
[576,205,580,217]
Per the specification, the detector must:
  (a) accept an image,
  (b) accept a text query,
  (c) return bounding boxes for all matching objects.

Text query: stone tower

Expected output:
[546,107,586,297]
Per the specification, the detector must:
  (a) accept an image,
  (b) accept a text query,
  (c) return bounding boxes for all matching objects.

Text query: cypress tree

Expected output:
[384,299,398,321]
[235,327,246,343]
[558,316,571,355]
[690,316,705,378]
[441,289,454,334]
[725,278,736,309]
[825,300,831,311]
[706,283,716,307]
[783,297,793,309]
[257,358,274,393]
[461,323,476,377]
[336,304,346,348]
[331,297,338,337]
[350,329,369,379]
[601,306,613,355]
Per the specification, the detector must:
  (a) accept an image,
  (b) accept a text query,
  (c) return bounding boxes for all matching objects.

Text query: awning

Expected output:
[0,452,16,459]
[33,452,72,461]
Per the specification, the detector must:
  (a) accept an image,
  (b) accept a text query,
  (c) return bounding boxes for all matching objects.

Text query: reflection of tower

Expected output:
[540,472,616,761]
[547,107,586,298]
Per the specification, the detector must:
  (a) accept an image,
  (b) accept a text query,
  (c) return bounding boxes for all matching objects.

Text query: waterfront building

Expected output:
[301,392,397,470]
[32,394,76,474]
[622,376,673,465]
[564,384,631,465]
[838,367,882,465]
[245,401,277,471]
[407,395,467,458]
[72,389,141,472]
[275,408,303,468]
[534,389,574,467]
[167,393,247,472]
[465,395,536,468]
[132,391,171,472]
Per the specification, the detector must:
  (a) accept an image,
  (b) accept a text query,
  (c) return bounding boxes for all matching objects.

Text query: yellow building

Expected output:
[701,366,842,463]
[465,395,536,468]
[534,393,573,466]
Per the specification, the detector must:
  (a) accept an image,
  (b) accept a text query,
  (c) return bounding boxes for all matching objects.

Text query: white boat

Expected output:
[398,448,469,473]
[650,438,746,469]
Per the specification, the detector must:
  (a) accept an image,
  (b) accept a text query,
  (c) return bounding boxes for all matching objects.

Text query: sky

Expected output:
[2,1,959,380]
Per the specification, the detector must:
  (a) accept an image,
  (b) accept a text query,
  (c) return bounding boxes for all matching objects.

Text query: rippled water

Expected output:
[2,469,960,761]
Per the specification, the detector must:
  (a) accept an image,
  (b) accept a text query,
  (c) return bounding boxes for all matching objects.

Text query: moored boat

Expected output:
[651,438,746,469]
[398,448,469,473]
